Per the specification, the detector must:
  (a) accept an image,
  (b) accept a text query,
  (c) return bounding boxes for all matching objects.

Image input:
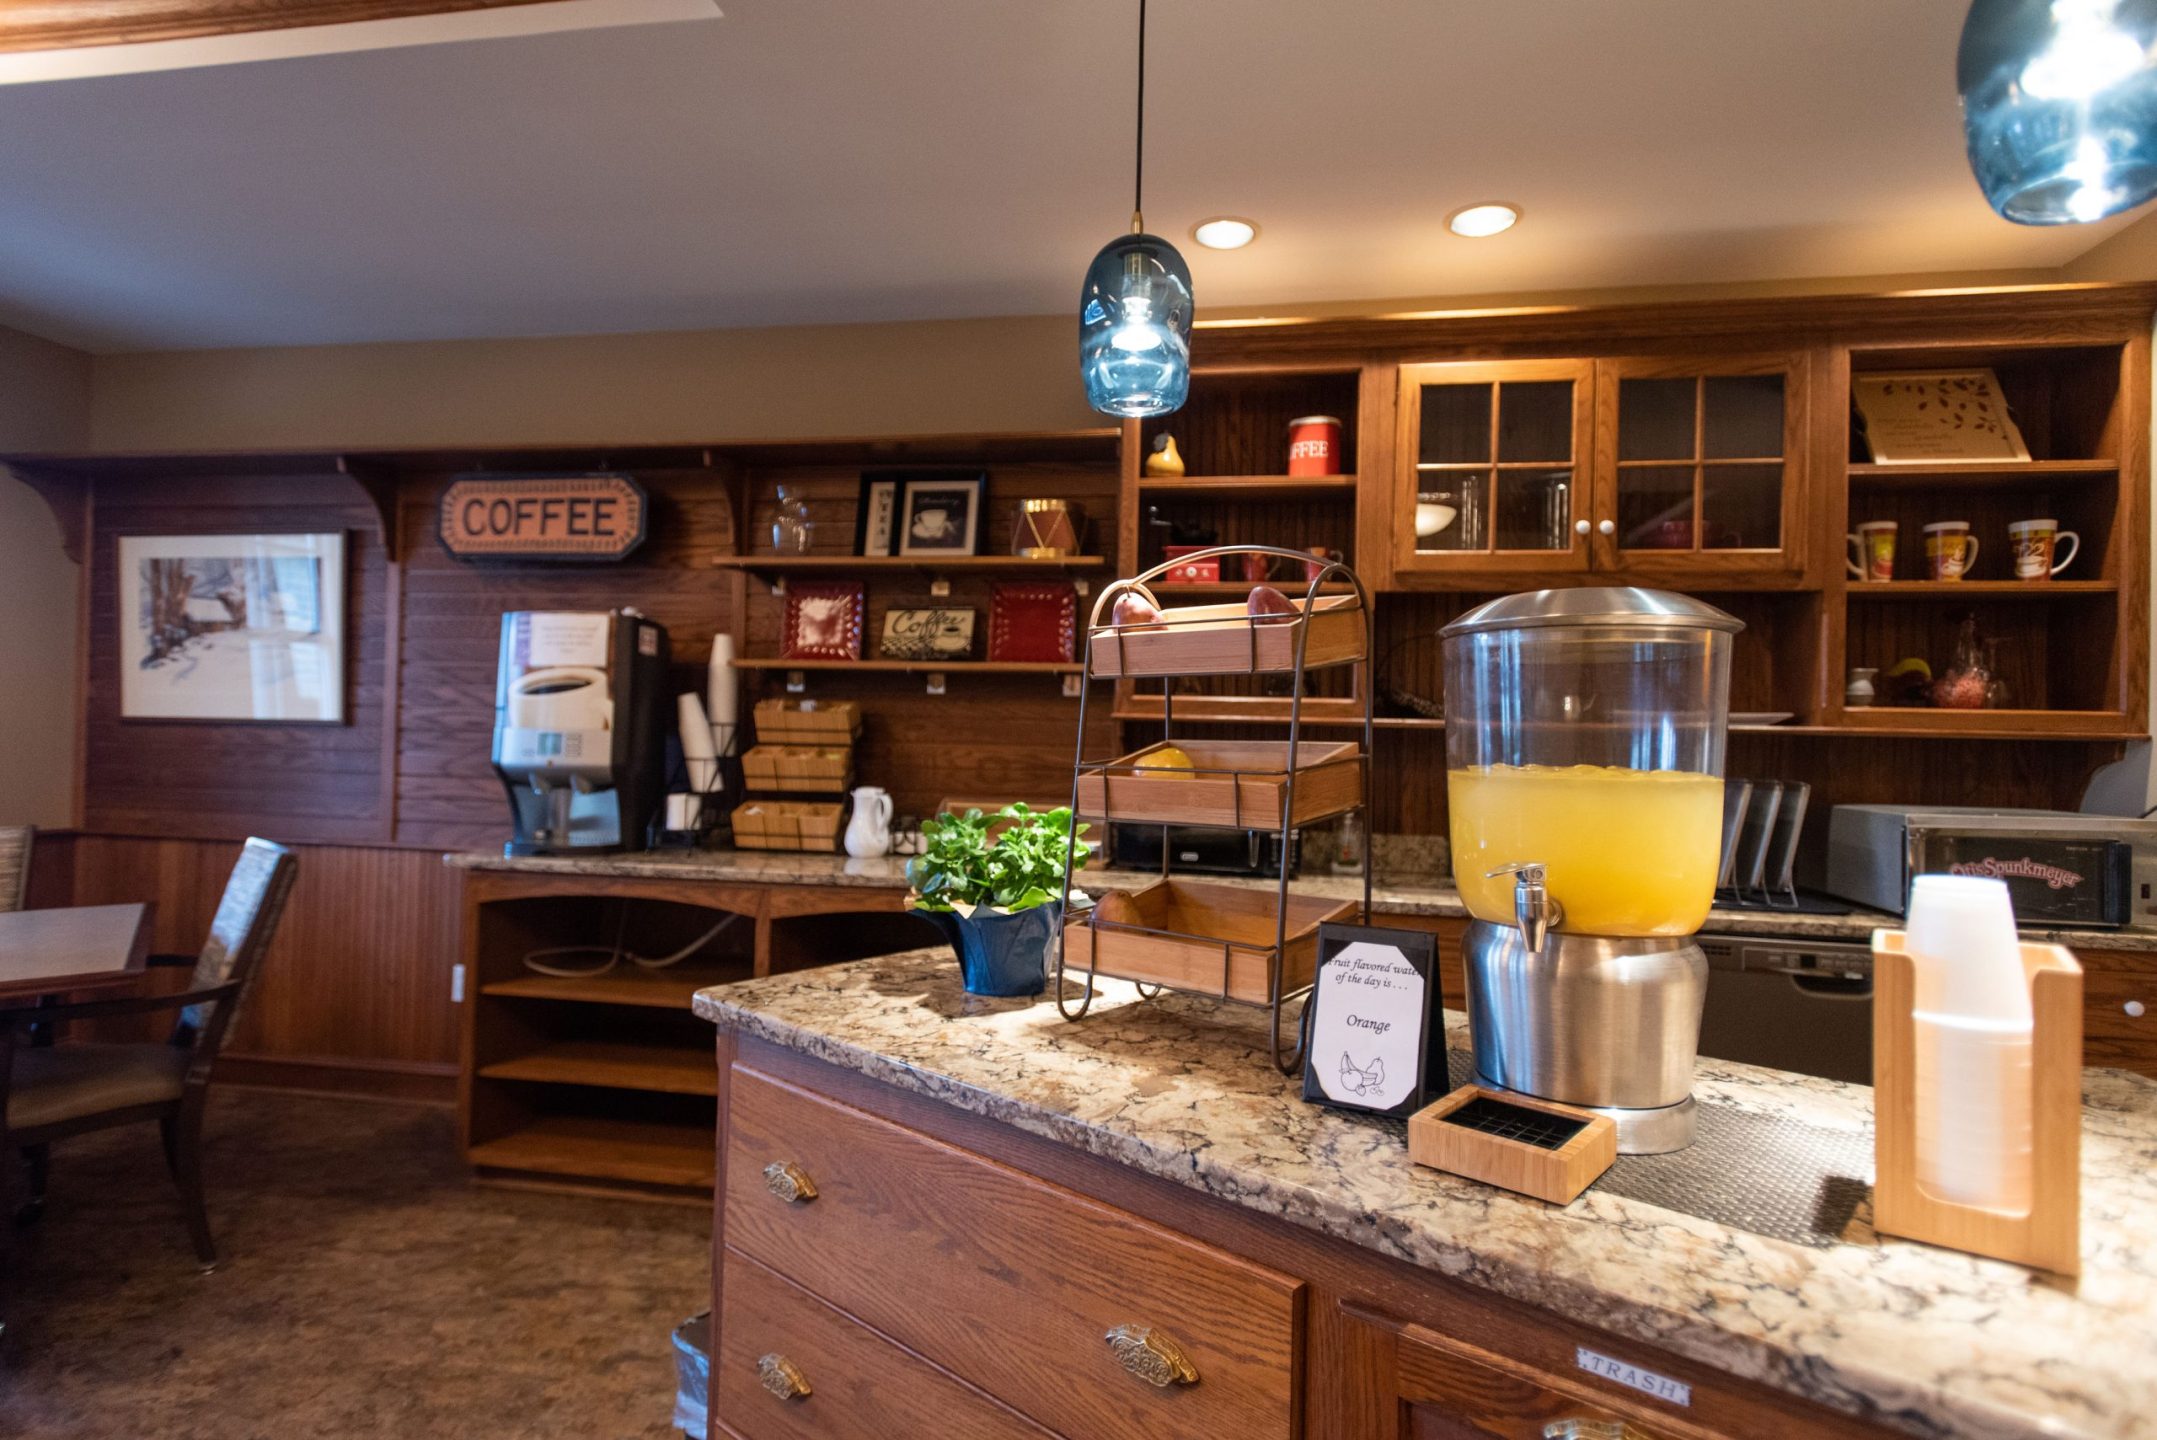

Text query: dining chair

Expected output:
[1,838,297,1270]
[0,827,30,914]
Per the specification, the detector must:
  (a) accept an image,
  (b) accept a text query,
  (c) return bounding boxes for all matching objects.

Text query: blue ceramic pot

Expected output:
[923,903,1059,997]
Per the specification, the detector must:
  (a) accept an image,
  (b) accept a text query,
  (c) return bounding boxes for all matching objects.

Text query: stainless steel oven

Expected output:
[1694,932,1873,1084]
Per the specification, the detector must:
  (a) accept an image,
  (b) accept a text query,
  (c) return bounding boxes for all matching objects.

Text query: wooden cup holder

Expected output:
[1871,930,2082,1275]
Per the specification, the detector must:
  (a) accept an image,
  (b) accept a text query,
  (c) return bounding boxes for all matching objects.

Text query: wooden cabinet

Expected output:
[1590,353,1812,586]
[713,1033,1901,1440]
[723,1065,1302,1440]
[1393,360,1596,583]
[1390,354,1812,590]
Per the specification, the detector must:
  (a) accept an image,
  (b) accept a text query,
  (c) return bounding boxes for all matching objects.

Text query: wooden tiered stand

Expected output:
[1055,545,1375,1072]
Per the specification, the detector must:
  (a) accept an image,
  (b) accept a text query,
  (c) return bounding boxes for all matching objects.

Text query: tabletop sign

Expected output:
[438,474,647,562]
[1301,922,1446,1119]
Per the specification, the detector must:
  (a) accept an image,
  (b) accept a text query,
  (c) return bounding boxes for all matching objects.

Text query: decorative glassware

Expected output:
[1960,0,2157,224]
[1932,615,1998,709]
[1080,233,1193,417]
[771,485,813,554]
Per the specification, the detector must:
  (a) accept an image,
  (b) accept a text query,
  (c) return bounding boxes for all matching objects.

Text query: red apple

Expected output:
[1246,585,1298,625]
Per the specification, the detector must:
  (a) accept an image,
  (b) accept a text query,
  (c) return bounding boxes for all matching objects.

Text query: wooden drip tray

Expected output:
[1086,592,1365,678]
[1064,877,1356,1004]
[1075,740,1363,829]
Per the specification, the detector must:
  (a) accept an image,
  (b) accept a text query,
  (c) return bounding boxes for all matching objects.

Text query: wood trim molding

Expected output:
[0,0,562,54]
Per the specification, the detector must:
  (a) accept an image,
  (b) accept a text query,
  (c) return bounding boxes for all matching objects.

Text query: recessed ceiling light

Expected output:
[1192,217,1260,250]
[1447,203,1520,238]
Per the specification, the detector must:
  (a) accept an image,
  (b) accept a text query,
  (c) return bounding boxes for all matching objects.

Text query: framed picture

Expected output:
[119,532,346,723]
[896,471,988,558]
[880,604,976,661]
[855,474,899,557]
[781,582,866,661]
[1300,922,1446,1119]
[1852,369,2031,464]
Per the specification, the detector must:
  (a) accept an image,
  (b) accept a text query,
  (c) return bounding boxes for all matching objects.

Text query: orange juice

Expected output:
[1448,764,1723,936]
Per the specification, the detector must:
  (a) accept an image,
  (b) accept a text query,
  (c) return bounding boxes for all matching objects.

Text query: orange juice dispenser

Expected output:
[1442,589,1739,1153]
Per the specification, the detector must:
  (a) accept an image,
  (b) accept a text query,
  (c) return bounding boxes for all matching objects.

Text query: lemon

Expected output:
[1135,745,1195,772]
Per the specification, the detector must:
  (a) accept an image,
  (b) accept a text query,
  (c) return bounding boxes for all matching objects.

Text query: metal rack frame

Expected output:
[1054,544,1376,1073]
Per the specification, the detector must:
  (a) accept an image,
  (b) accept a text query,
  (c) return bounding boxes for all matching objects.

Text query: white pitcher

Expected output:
[844,786,893,858]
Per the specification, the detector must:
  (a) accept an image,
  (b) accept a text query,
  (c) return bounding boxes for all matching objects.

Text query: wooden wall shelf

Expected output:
[1847,459,2117,489]
[1139,475,1358,501]
[734,658,1086,675]
[1846,580,2118,599]
[479,965,740,1009]
[713,554,1105,575]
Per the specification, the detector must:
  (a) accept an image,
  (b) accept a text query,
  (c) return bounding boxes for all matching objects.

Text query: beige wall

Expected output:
[0,322,90,828]
[89,313,1096,454]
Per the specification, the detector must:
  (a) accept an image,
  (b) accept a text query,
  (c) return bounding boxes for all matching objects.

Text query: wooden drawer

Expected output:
[724,1066,1302,1440]
[1382,1317,1720,1440]
[716,1247,1051,1440]
[2079,947,2157,1078]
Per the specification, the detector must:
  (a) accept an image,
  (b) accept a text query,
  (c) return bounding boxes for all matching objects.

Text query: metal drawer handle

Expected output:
[1105,1324,1199,1387]
[757,1352,812,1401]
[1544,1421,1647,1440]
[763,1161,818,1204]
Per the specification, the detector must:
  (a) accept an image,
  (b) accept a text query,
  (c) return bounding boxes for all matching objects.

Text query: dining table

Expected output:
[0,903,153,1006]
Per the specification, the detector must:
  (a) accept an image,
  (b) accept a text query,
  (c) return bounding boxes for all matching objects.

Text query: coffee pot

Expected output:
[845,786,893,858]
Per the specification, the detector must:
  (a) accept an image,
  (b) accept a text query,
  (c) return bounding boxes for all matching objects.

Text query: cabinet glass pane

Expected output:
[1702,463,1782,548]
[1496,381,1573,462]
[1414,474,1488,552]
[1493,470,1573,550]
[1617,377,1697,460]
[1616,464,1695,549]
[1419,384,1491,465]
[1703,375,1784,459]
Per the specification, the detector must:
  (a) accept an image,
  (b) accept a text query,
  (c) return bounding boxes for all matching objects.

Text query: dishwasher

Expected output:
[1694,932,1874,1084]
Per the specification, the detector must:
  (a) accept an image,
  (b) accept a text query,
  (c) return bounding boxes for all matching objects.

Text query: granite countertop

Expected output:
[694,950,2157,1440]
[446,848,2157,951]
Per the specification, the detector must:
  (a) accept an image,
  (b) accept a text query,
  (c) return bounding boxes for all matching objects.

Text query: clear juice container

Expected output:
[1441,589,1739,937]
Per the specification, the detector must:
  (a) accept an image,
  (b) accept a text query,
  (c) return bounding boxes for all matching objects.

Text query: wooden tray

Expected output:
[753,698,862,743]
[1087,592,1365,678]
[1063,877,1356,1004]
[1075,740,1362,829]
[742,744,855,794]
[730,800,843,852]
[1407,1085,1615,1205]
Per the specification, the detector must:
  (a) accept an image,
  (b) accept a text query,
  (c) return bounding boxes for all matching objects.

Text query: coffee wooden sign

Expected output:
[438,474,647,562]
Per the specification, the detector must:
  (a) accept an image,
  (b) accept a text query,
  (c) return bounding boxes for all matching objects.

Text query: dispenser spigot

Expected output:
[1485,862,1564,951]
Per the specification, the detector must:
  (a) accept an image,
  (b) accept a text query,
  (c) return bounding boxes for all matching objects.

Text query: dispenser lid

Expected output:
[1440,587,1743,637]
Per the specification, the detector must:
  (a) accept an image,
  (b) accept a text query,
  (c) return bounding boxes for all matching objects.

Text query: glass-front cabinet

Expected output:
[1391,353,1811,587]
[1395,359,1595,580]
[1592,352,1810,584]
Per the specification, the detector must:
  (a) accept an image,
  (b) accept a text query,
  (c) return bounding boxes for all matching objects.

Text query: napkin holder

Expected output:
[1871,930,2081,1275]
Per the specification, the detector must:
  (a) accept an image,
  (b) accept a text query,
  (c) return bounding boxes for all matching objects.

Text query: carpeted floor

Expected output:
[0,1090,709,1440]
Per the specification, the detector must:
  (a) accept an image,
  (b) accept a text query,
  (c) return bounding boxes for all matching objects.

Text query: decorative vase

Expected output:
[1845,667,1878,708]
[1932,615,1997,710]
[923,904,1060,997]
[1144,435,1185,477]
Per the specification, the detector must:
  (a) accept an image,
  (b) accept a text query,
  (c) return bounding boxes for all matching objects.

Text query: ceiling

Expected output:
[0,0,2141,353]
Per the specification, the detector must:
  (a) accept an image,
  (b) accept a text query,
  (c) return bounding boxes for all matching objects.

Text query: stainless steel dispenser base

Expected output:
[1463,920,1709,1154]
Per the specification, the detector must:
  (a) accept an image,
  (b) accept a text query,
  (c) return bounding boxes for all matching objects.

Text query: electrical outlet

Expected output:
[450,963,466,1004]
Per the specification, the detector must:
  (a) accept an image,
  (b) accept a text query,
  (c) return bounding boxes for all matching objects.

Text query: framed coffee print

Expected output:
[855,474,899,557]
[119,532,346,723]
[896,471,987,558]
[880,604,976,661]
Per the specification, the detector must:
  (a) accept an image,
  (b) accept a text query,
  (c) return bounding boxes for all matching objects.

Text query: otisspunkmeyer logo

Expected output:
[1949,856,2085,891]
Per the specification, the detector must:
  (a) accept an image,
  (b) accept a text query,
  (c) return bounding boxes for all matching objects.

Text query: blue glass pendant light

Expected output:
[1960,0,2157,223]
[1080,0,1192,417]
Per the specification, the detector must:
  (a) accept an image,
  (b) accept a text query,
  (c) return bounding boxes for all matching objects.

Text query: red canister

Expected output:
[1286,415,1343,476]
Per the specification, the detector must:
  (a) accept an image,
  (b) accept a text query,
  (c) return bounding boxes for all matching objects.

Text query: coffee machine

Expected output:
[492,609,669,856]
[1441,589,1740,1154]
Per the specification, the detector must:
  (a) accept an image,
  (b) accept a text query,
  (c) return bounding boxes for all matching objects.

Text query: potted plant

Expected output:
[906,803,1092,996]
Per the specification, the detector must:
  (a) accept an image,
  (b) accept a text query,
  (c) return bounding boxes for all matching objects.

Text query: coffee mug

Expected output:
[2008,518,2080,580]
[1303,546,1344,581]
[1922,521,1979,581]
[1238,552,1274,583]
[1846,521,1897,581]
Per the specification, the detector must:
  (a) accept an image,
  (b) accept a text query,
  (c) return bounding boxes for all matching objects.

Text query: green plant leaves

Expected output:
[905,803,1091,913]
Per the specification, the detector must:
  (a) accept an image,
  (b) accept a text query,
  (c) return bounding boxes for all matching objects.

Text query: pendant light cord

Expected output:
[1132,0,1146,233]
